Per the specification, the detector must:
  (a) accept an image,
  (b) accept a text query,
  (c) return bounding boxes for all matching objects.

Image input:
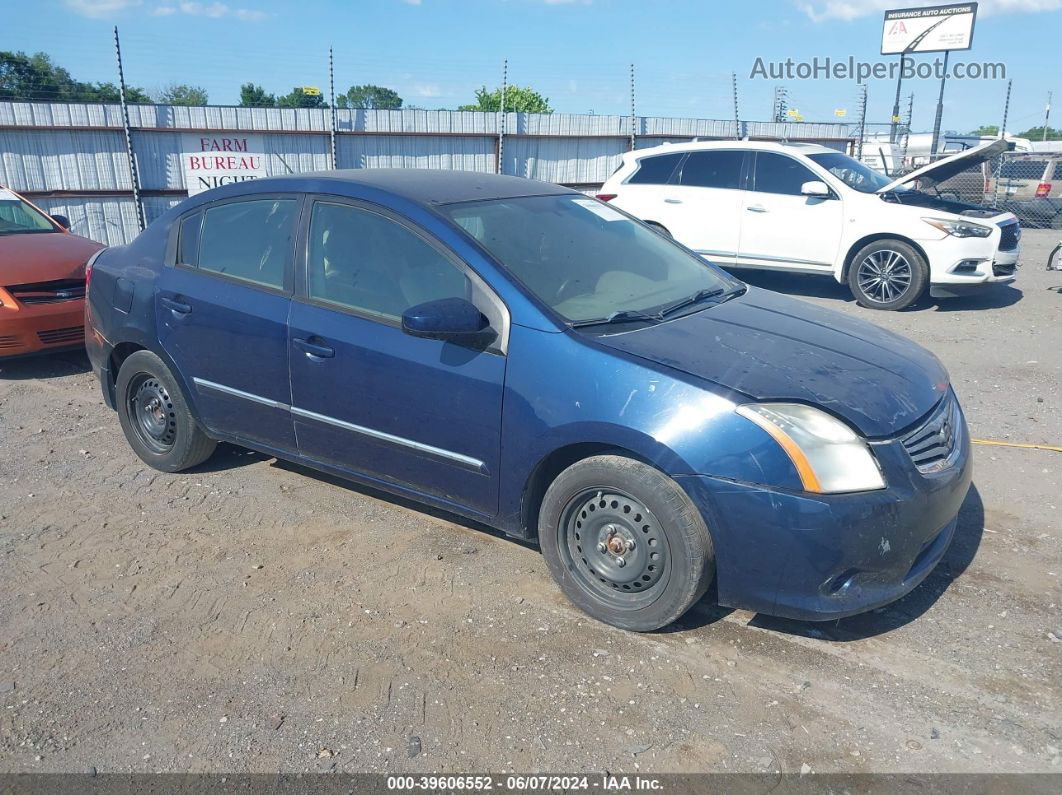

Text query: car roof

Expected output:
[630,140,841,157]
[259,168,575,205]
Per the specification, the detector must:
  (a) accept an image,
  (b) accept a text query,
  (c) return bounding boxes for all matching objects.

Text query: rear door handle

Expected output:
[746,205,768,213]
[293,337,335,359]
[664,198,683,204]
[160,296,192,314]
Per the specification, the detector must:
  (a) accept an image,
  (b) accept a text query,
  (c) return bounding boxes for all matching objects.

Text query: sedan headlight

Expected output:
[922,217,992,238]
[736,403,885,494]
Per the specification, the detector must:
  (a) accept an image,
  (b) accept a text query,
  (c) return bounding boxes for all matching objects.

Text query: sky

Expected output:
[8,0,1061,135]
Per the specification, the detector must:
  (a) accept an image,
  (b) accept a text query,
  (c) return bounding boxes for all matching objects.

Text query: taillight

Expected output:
[84,249,103,290]
[1035,182,1051,198]
[595,193,618,202]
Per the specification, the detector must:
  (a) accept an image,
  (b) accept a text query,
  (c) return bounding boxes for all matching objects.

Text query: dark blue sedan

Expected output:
[85,170,972,631]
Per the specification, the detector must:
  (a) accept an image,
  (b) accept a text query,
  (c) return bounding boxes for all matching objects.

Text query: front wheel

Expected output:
[116,350,216,472]
[847,239,928,310]
[538,455,714,631]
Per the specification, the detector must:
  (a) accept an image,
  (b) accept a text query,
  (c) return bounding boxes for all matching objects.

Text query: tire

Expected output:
[538,455,714,632]
[847,239,928,311]
[645,221,672,238]
[116,350,216,472]
[1049,243,1062,272]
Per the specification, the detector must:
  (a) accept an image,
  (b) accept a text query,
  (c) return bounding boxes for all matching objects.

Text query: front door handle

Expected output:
[664,198,683,204]
[746,205,768,213]
[293,337,335,359]
[160,296,192,314]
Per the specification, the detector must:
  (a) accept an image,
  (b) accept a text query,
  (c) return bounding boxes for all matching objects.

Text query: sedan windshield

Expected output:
[442,194,740,325]
[0,189,57,235]
[807,152,908,194]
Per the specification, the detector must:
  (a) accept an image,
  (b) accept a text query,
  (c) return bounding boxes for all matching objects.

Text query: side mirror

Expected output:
[401,297,489,342]
[800,181,831,199]
[51,214,71,230]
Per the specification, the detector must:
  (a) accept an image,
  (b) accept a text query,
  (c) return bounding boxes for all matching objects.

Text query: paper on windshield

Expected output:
[573,198,626,222]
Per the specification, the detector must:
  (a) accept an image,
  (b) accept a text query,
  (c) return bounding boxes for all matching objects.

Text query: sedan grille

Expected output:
[0,335,19,349]
[997,221,1020,252]
[37,326,84,345]
[6,278,86,305]
[900,393,963,474]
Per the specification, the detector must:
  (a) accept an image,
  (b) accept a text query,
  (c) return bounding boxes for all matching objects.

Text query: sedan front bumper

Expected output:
[676,423,973,621]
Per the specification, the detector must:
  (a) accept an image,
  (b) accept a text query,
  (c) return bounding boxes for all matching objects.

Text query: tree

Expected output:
[239,82,276,108]
[969,125,1000,137]
[1016,125,1062,141]
[277,87,326,109]
[156,83,208,106]
[0,51,150,103]
[338,84,402,110]
[458,85,552,114]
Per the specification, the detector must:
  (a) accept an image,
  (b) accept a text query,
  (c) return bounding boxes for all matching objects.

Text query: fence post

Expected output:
[856,83,867,160]
[901,92,914,164]
[731,72,741,139]
[113,26,144,233]
[497,59,507,175]
[328,47,338,170]
[628,63,636,152]
[1000,79,1012,138]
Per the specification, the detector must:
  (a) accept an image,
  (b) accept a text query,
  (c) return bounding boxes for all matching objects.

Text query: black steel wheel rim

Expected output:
[558,487,671,608]
[857,249,913,304]
[128,373,177,454]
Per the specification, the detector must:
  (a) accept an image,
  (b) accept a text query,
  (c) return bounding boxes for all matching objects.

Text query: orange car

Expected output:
[0,187,104,359]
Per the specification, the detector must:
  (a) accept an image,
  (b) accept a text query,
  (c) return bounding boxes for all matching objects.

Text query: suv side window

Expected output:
[306,201,470,322]
[678,151,745,189]
[627,153,683,185]
[197,198,296,289]
[752,152,820,196]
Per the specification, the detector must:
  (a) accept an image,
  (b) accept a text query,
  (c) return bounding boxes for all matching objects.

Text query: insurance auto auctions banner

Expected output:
[182,134,267,196]
[881,3,977,55]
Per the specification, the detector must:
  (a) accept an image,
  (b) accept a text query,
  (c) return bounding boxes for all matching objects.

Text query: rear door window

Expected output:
[677,151,745,189]
[752,152,819,196]
[196,198,297,289]
[627,153,683,185]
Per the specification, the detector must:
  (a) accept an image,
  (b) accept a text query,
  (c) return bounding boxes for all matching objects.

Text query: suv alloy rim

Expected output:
[559,488,671,607]
[857,249,913,304]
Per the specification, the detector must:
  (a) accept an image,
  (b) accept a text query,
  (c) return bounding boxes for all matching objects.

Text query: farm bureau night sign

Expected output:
[182,134,267,196]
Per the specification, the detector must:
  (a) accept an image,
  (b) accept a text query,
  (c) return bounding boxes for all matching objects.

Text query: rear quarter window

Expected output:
[627,153,683,185]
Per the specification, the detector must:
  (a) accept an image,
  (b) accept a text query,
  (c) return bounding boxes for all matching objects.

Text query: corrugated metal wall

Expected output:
[0,101,856,245]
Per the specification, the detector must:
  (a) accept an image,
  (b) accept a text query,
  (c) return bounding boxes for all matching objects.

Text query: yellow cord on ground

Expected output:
[972,438,1062,453]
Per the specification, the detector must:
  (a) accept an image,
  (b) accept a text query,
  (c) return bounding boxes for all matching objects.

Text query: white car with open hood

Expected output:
[597,138,1019,310]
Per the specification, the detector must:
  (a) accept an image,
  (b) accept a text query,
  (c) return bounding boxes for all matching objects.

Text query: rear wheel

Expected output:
[116,350,216,472]
[847,239,927,310]
[538,455,714,631]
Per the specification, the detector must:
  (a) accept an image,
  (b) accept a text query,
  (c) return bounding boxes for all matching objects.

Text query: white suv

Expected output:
[598,138,1020,310]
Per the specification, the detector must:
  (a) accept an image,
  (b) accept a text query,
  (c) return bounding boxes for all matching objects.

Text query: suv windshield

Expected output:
[442,194,740,325]
[807,152,907,194]
[0,189,58,235]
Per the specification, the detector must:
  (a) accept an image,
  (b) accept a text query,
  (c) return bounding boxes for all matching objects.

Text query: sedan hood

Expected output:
[0,232,104,285]
[591,287,948,438]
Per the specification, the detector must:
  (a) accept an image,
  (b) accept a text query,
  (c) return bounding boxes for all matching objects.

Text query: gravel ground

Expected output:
[0,229,1059,776]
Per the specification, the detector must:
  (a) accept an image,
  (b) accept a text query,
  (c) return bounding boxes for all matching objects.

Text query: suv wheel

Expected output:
[847,239,928,311]
[538,455,714,631]
[116,350,216,472]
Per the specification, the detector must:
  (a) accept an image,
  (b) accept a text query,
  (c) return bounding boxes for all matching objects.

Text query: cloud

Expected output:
[413,84,442,97]
[64,0,142,17]
[152,5,176,13]
[170,2,270,20]
[796,0,1061,22]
